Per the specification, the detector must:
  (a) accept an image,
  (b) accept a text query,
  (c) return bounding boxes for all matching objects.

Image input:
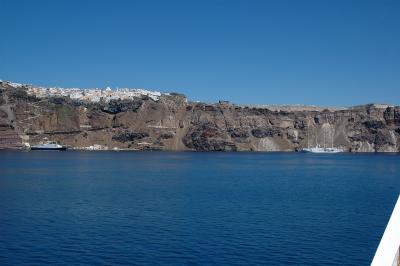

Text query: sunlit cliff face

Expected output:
[0,80,399,152]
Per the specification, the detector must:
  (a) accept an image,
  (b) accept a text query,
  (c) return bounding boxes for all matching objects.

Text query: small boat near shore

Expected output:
[302,120,344,154]
[302,146,344,153]
[30,141,67,151]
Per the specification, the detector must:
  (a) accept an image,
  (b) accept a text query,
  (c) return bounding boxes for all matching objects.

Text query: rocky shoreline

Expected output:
[0,80,399,152]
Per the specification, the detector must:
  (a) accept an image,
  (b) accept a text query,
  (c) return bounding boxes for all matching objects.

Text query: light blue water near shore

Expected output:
[0,151,399,265]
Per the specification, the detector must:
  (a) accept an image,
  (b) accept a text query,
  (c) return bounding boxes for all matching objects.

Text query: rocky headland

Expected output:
[0,80,399,152]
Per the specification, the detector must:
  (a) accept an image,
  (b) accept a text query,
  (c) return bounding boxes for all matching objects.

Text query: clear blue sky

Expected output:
[1,0,399,106]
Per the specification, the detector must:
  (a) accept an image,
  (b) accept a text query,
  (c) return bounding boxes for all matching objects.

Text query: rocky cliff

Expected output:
[0,81,399,152]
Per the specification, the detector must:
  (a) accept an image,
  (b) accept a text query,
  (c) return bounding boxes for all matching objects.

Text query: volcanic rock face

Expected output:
[0,81,399,152]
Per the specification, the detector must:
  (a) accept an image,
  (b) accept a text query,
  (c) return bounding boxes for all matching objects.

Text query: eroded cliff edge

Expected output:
[0,81,399,152]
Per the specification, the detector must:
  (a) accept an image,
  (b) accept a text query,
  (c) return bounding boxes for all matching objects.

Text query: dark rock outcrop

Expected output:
[160,132,175,139]
[363,121,385,130]
[183,123,237,151]
[112,131,149,142]
[251,127,281,138]
[101,99,143,114]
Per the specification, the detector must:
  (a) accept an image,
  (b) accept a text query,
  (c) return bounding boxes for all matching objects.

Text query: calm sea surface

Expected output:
[0,151,399,265]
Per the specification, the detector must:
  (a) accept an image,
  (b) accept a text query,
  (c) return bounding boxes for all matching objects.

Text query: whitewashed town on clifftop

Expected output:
[1,80,165,102]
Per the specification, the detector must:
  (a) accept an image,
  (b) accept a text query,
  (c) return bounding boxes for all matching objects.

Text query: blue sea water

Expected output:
[0,151,399,265]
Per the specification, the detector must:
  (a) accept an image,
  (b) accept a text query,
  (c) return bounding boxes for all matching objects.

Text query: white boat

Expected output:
[302,121,344,153]
[302,146,344,153]
[31,141,67,150]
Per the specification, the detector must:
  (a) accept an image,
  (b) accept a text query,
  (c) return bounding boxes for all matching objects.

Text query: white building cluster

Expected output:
[1,80,165,102]
[27,86,164,102]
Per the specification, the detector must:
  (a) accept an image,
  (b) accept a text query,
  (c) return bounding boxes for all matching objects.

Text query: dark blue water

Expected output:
[0,151,399,265]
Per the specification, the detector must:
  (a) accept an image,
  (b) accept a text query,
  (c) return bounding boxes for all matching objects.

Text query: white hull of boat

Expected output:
[302,147,344,154]
[30,141,67,151]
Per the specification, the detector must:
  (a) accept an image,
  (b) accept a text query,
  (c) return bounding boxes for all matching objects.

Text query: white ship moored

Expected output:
[30,141,67,150]
[302,120,344,154]
[302,146,344,154]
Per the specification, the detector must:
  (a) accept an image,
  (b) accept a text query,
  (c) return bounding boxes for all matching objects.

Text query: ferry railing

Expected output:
[371,195,400,266]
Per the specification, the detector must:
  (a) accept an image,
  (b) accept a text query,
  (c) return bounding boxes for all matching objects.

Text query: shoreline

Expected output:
[1,148,399,154]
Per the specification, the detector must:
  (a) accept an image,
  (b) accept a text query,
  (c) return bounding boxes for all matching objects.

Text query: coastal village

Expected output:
[0,80,169,151]
[1,80,165,102]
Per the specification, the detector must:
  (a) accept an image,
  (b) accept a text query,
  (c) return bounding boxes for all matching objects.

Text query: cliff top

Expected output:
[0,80,168,102]
[0,80,395,110]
